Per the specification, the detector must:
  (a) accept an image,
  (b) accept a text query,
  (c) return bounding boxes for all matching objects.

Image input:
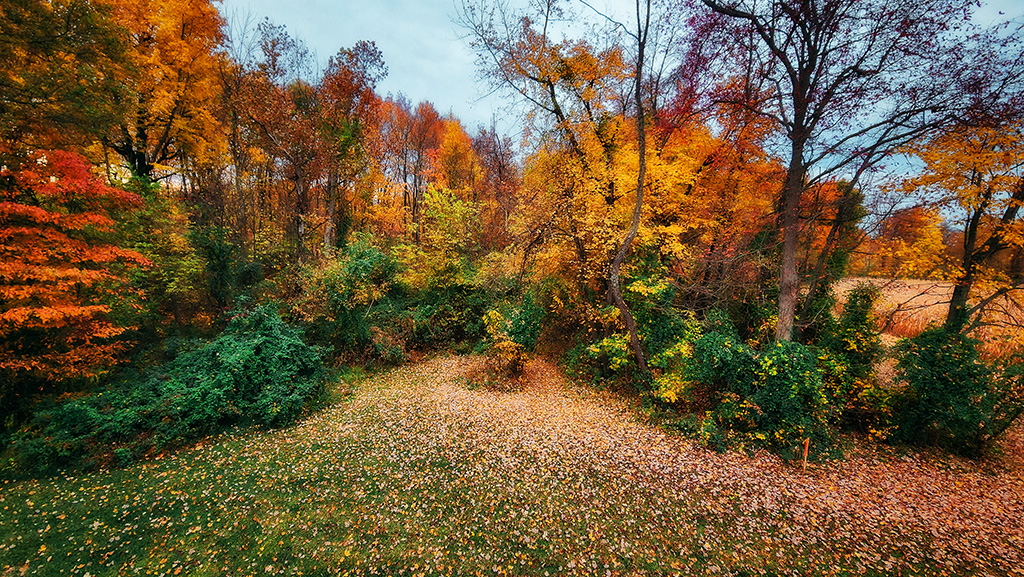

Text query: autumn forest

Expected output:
[2,0,1024,574]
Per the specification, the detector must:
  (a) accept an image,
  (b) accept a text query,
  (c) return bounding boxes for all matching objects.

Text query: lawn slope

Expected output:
[1,356,1022,576]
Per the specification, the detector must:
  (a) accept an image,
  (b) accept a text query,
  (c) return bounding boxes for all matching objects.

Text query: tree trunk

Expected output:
[607,0,651,375]
[945,279,973,332]
[946,176,1024,332]
[775,143,805,342]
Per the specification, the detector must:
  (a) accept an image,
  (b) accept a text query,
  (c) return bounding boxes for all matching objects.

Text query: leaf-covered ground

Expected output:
[2,356,1022,576]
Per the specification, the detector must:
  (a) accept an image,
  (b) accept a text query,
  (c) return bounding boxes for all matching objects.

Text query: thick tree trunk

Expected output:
[775,144,805,342]
[945,279,973,331]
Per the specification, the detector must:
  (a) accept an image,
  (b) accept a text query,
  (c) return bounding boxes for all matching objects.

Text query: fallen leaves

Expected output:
[1,355,1022,576]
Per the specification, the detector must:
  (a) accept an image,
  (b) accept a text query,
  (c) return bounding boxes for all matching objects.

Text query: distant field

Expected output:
[835,277,1024,358]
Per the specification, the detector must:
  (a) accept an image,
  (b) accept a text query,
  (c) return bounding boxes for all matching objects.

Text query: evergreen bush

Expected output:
[8,306,325,473]
[893,327,1023,457]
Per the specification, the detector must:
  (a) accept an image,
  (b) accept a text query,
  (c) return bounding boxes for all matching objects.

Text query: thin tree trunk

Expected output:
[607,0,651,375]
[800,184,859,329]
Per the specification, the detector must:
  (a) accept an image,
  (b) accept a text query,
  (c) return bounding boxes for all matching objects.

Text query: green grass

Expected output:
[1,356,1020,576]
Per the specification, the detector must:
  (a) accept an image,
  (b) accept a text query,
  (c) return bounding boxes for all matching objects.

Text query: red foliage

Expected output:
[0,149,148,384]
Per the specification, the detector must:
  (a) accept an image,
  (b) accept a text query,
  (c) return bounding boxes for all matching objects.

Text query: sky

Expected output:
[218,0,506,132]
[217,0,1024,140]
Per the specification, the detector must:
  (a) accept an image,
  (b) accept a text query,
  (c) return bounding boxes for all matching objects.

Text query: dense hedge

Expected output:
[7,306,325,473]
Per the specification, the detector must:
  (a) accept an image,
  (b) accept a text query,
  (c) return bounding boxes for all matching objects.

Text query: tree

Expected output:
[234,20,324,264]
[908,123,1024,334]
[867,205,946,279]
[0,149,147,405]
[0,0,129,146]
[319,41,386,249]
[598,0,653,374]
[107,0,224,178]
[459,0,628,293]
[699,0,982,341]
[432,116,483,200]
[472,125,521,250]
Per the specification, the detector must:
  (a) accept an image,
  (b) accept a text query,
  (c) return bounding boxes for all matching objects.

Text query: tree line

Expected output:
[2,0,1023,469]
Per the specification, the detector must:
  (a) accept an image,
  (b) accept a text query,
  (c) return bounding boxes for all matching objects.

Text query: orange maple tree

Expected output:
[0,149,148,392]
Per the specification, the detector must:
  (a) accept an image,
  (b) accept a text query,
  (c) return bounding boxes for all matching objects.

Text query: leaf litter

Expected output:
[1,355,1021,576]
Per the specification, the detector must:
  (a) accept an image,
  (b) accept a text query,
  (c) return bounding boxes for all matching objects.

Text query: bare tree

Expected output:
[699,0,987,341]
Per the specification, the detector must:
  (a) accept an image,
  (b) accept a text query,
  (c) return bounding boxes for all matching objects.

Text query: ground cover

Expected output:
[2,356,1022,576]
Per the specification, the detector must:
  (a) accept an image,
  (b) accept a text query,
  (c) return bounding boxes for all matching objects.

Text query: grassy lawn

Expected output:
[2,356,1022,576]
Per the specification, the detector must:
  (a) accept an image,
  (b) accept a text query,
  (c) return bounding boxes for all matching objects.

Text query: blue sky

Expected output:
[217,0,1023,139]
[218,0,499,130]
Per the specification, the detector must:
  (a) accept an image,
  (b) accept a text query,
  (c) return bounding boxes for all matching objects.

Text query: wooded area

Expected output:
[2,0,1024,473]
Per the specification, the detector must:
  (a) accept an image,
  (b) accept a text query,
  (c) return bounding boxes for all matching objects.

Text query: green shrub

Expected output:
[815,283,883,412]
[506,290,546,350]
[745,341,835,458]
[466,310,531,392]
[662,316,839,459]
[586,334,635,380]
[294,237,401,361]
[410,282,489,347]
[8,306,325,473]
[893,327,1023,457]
[648,319,702,407]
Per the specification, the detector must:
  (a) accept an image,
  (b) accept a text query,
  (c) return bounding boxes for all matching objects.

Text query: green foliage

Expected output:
[745,341,835,458]
[812,283,883,425]
[892,327,1023,457]
[586,334,635,380]
[648,317,703,407]
[295,237,404,362]
[386,187,494,350]
[506,289,546,350]
[658,314,838,459]
[192,226,241,312]
[409,282,489,347]
[818,284,882,384]
[113,178,210,338]
[469,309,530,390]
[8,306,325,473]
[687,330,757,398]
[396,186,480,291]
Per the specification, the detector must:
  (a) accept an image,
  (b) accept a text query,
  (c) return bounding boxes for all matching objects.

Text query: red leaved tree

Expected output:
[0,149,148,400]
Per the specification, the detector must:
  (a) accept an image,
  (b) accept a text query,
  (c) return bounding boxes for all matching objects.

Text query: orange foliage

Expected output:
[0,150,147,383]
[108,0,225,177]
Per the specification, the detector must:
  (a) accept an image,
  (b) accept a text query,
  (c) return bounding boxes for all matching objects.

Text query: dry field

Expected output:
[835,277,1024,358]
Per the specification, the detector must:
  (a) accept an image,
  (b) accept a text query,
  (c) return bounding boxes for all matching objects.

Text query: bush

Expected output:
[585,334,635,381]
[410,282,488,347]
[8,306,325,473]
[745,341,835,458]
[893,327,1023,457]
[815,283,883,414]
[506,290,546,350]
[294,237,401,361]
[660,316,839,459]
[466,310,529,391]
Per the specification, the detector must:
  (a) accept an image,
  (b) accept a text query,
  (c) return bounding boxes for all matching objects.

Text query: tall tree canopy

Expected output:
[107,0,225,178]
[0,0,129,146]
[699,0,992,340]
